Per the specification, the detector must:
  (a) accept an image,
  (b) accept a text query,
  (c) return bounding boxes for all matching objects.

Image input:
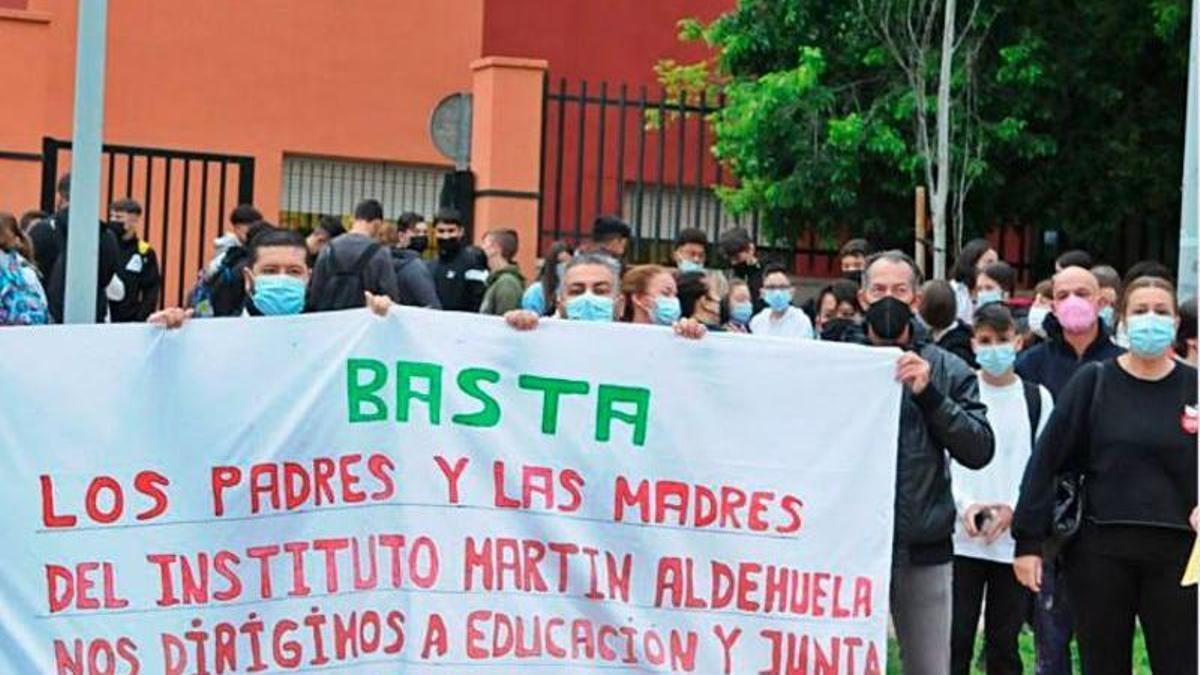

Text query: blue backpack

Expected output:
[0,251,50,325]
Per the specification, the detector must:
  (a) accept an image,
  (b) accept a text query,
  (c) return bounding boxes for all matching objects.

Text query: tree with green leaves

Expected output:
[659,0,1189,274]
[857,0,990,277]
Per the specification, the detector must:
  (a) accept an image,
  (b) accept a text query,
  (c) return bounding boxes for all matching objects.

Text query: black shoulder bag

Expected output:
[1045,362,1105,559]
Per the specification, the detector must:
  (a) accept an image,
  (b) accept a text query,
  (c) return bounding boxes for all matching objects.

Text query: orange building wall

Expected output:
[0,7,53,214]
[0,0,731,297]
[0,0,485,218]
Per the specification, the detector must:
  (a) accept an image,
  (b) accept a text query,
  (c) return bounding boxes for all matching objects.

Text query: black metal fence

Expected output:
[537,78,842,273]
[40,137,255,308]
[537,78,1187,285]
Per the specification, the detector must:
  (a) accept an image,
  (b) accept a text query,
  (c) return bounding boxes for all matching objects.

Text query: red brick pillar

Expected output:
[469,56,548,278]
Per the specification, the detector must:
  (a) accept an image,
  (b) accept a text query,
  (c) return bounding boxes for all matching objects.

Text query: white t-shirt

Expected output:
[749,306,814,340]
[952,377,1053,563]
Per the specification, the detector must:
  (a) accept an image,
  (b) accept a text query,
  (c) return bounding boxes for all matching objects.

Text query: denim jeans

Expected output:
[1033,559,1075,675]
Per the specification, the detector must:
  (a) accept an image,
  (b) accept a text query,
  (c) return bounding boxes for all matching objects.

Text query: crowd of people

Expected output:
[1,176,1197,675]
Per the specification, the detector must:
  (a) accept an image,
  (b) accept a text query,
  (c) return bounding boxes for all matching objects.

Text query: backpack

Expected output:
[0,252,50,326]
[312,241,381,311]
[189,246,250,317]
[1020,379,1042,451]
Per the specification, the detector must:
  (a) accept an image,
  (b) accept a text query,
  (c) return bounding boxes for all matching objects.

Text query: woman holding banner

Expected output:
[505,252,704,339]
[1012,276,1198,675]
[621,265,681,326]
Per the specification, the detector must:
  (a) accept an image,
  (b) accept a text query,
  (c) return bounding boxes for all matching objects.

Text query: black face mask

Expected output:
[843,269,864,285]
[109,220,126,238]
[820,317,860,342]
[865,296,913,344]
[409,236,428,253]
[437,236,461,258]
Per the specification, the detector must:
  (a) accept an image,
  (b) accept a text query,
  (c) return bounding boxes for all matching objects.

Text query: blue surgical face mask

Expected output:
[975,343,1017,377]
[975,289,1004,308]
[565,292,615,322]
[653,296,681,325]
[521,284,547,315]
[1098,305,1116,330]
[678,259,705,274]
[252,274,306,316]
[763,288,793,312]
[1126,313,1176,357]
[731,301,754,324]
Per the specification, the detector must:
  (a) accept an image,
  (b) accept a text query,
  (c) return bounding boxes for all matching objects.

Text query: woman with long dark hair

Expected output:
[951,238,999,325]
[1012,276,1198,674]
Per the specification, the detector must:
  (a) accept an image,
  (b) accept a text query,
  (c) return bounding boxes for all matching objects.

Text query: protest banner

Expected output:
[0,308,901,674]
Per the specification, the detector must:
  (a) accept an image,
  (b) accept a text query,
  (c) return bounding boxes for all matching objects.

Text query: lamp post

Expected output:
[63,0,109,324]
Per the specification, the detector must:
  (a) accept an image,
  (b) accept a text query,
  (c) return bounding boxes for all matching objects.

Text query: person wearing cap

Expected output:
[833,250,994,675]
[108,198,161,323]
[306,215,345,269]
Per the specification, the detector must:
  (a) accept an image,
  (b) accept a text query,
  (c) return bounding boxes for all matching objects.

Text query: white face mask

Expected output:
[1027,306,1050,336]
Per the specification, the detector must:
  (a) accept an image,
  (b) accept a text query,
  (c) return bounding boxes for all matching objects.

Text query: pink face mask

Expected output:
[1055,295,1098,334]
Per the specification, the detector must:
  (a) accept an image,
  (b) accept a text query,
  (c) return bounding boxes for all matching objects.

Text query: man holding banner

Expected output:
[851,251,996,675]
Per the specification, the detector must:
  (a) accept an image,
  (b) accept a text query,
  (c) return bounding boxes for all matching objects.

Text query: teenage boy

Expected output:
[950,302,1053,675]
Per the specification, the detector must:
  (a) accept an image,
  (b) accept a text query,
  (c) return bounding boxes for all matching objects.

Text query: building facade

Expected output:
[0,0,729,304]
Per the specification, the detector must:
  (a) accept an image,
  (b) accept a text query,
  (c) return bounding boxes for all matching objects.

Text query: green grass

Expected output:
[886,627,1151,674]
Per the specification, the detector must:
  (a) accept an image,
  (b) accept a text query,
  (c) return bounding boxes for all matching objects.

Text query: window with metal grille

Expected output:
[620,182,767,245]
[280,155,448,229]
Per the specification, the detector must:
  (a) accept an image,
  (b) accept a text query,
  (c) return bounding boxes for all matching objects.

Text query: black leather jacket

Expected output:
[842,320,995,564]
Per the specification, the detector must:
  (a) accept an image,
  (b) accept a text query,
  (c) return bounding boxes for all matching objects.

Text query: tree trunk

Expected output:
[932,0,956,279]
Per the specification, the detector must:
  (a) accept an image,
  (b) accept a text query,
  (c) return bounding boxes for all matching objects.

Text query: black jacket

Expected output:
[109,233,161,322]
[28,208,121,323]
[193,239,252,318]
[840,320,996,564]
[936,320,977,369]
[428,245,488,312]
[390,248,441,309]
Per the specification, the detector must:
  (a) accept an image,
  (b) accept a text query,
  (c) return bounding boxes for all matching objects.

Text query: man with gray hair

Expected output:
[850,250,995,675]
[505,251,704,338]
